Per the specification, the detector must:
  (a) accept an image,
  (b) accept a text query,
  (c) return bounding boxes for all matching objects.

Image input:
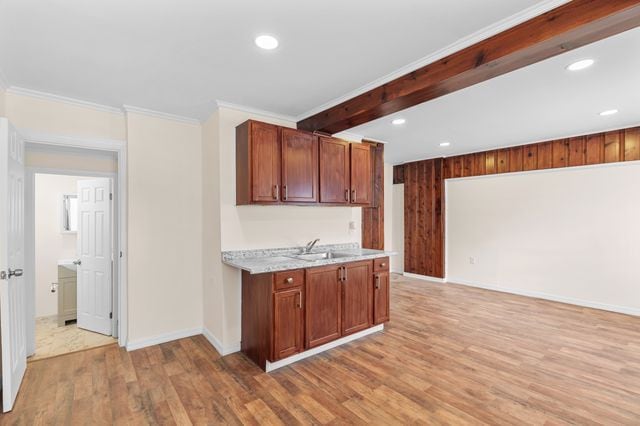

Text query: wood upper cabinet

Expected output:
[319,137,350,204]
[281,128,318,203]
[305,265,342,349]
[350,143,372,205]
[272,288,304,361]
[237,120,281,204]
[341,260,372,336]
[373,272,390,324]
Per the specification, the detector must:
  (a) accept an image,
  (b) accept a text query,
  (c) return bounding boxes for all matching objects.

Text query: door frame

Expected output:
[21,131,127,350]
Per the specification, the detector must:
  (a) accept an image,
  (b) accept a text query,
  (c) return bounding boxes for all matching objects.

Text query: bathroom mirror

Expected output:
[61,194,78,233]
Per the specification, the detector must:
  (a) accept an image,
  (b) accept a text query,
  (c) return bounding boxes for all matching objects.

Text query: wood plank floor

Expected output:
[3,274,640,425]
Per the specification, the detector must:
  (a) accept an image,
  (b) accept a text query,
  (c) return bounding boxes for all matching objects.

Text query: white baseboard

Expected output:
[202,327,241,356]
[403,272,446,283]
[126,327,202,351]
[265,324,384,372]
[448,277,640,317]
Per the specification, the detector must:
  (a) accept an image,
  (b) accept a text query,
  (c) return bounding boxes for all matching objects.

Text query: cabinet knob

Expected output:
[285,277,294,284]
[381,262,386,267]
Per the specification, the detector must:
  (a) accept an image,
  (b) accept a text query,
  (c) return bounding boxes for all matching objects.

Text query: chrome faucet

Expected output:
[303,238,320,253]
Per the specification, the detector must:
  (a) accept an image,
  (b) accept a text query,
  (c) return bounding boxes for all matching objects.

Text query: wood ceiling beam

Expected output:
[297,0,640,134]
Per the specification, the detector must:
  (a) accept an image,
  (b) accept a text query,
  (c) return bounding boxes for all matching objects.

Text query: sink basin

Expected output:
[287,251,353,262]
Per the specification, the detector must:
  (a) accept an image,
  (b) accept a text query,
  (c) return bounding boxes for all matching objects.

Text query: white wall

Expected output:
[0,87,6,117]
[447,162,640,315]
[34,174,87,317]
[26,147,117,174]
[391,183,404,273]
[126,111,203,343]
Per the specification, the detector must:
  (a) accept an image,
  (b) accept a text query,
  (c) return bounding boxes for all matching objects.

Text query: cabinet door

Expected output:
[305,265,342,348]
[350,143,372,205]
[341,261,372,336]
[373,272,390,324]
[272,288,303,361]
[319,137,350,204]
[281,129,318,203]
[251,121,281,203]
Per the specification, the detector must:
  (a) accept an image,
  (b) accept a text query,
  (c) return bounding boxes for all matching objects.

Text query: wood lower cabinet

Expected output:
[341,260,372,336]
[273,288,304,360]
[305,265,342,348]
[241,258,390,371]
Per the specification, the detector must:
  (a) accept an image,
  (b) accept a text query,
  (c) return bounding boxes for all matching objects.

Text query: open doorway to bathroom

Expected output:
[30,173,116,360]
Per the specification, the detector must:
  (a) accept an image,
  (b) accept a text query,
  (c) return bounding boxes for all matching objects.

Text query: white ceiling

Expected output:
[0,0,552,120]
[350,27,640,164]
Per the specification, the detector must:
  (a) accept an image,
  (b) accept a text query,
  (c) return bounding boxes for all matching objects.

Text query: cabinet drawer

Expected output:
[274,269,305,291]
[373,257,389,272]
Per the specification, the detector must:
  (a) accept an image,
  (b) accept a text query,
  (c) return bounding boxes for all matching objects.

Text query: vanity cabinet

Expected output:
[241,257,389,371]
[236,119,372,206]
[236,120,318,205]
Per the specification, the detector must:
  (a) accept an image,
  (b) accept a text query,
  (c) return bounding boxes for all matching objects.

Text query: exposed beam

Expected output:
[297,0,640,134]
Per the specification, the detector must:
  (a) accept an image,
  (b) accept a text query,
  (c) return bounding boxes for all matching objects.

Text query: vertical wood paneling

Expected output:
[398,125,639,282]
[523,144,538,171]
[509,146,523,172]
[585,134,604,164]
[604,131,622,163]
[497,149,510,173]
[568,137,586,167]
[552,139,569,168]
[392,164,405,184]
[537,142,553,169]
[624,128,640,161]
[485,151,497,174]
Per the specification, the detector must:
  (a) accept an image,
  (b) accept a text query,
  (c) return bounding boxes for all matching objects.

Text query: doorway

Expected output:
[30,173,116,360]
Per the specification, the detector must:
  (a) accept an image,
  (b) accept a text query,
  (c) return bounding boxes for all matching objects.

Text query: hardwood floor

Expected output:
[3,274,640,424]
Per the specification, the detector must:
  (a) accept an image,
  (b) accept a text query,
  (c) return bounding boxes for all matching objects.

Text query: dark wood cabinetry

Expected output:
[349,143,372,205]
[273,288,303,360]
[237,119,374,207]
[341,260,372,336]
[281,128,318,203]
[319,137,350,204]
[241,258,389,371]
[305,265,342,348]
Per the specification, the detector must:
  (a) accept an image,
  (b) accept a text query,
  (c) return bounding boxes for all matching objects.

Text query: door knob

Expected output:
[8,268,23,278]
[73,259,82,265]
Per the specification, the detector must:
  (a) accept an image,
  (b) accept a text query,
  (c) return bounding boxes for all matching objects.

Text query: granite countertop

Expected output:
[222,243,396,274]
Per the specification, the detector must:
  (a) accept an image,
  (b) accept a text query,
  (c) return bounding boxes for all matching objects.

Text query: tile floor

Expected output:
[31,315,116,361]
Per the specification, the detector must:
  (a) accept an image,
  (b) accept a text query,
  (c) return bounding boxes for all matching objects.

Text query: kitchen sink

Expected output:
[287,251,353,262]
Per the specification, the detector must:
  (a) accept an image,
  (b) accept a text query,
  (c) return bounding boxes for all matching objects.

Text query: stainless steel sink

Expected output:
[287,251,353,262]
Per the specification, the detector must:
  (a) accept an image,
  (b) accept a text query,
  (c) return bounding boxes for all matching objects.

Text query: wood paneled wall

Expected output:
[394,125,640,278]
[362,142,385,250]
[403,158,445,278]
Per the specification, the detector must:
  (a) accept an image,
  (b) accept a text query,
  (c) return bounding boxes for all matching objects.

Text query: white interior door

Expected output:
[77,178,112,335]
[0,118,27,412]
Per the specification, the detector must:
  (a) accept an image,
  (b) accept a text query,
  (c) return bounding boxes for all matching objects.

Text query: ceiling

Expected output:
[0,0,553,120]
[350,27,640,164]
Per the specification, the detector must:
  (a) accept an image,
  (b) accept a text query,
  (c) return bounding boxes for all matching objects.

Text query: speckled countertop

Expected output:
[222,243,396,274]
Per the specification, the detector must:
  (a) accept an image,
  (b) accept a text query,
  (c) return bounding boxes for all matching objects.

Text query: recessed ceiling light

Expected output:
[566,59,595,71]
[599,109,618,116]
[255,35,279,50]
[439,142,451,147]
[391,118,406,125]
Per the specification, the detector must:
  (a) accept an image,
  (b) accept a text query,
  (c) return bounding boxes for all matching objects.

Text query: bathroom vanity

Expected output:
[57,260,78,326]
[223,244,394,371]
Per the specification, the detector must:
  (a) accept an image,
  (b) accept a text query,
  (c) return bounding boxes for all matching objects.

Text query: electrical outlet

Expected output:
[469,257,476,265]
[349,221,357,231]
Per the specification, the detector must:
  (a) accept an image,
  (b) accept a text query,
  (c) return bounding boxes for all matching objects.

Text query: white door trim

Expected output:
[21,130,127,348]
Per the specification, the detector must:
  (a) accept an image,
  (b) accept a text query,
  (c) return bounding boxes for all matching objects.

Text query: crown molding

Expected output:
[295,0,571,122]
[6,86,124,115]
[122,104,201,125]
[215,100,297,124]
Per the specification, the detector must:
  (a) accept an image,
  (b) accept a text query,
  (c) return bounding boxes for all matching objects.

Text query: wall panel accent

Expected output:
[393,125,640,279]
[362,142,385,250]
